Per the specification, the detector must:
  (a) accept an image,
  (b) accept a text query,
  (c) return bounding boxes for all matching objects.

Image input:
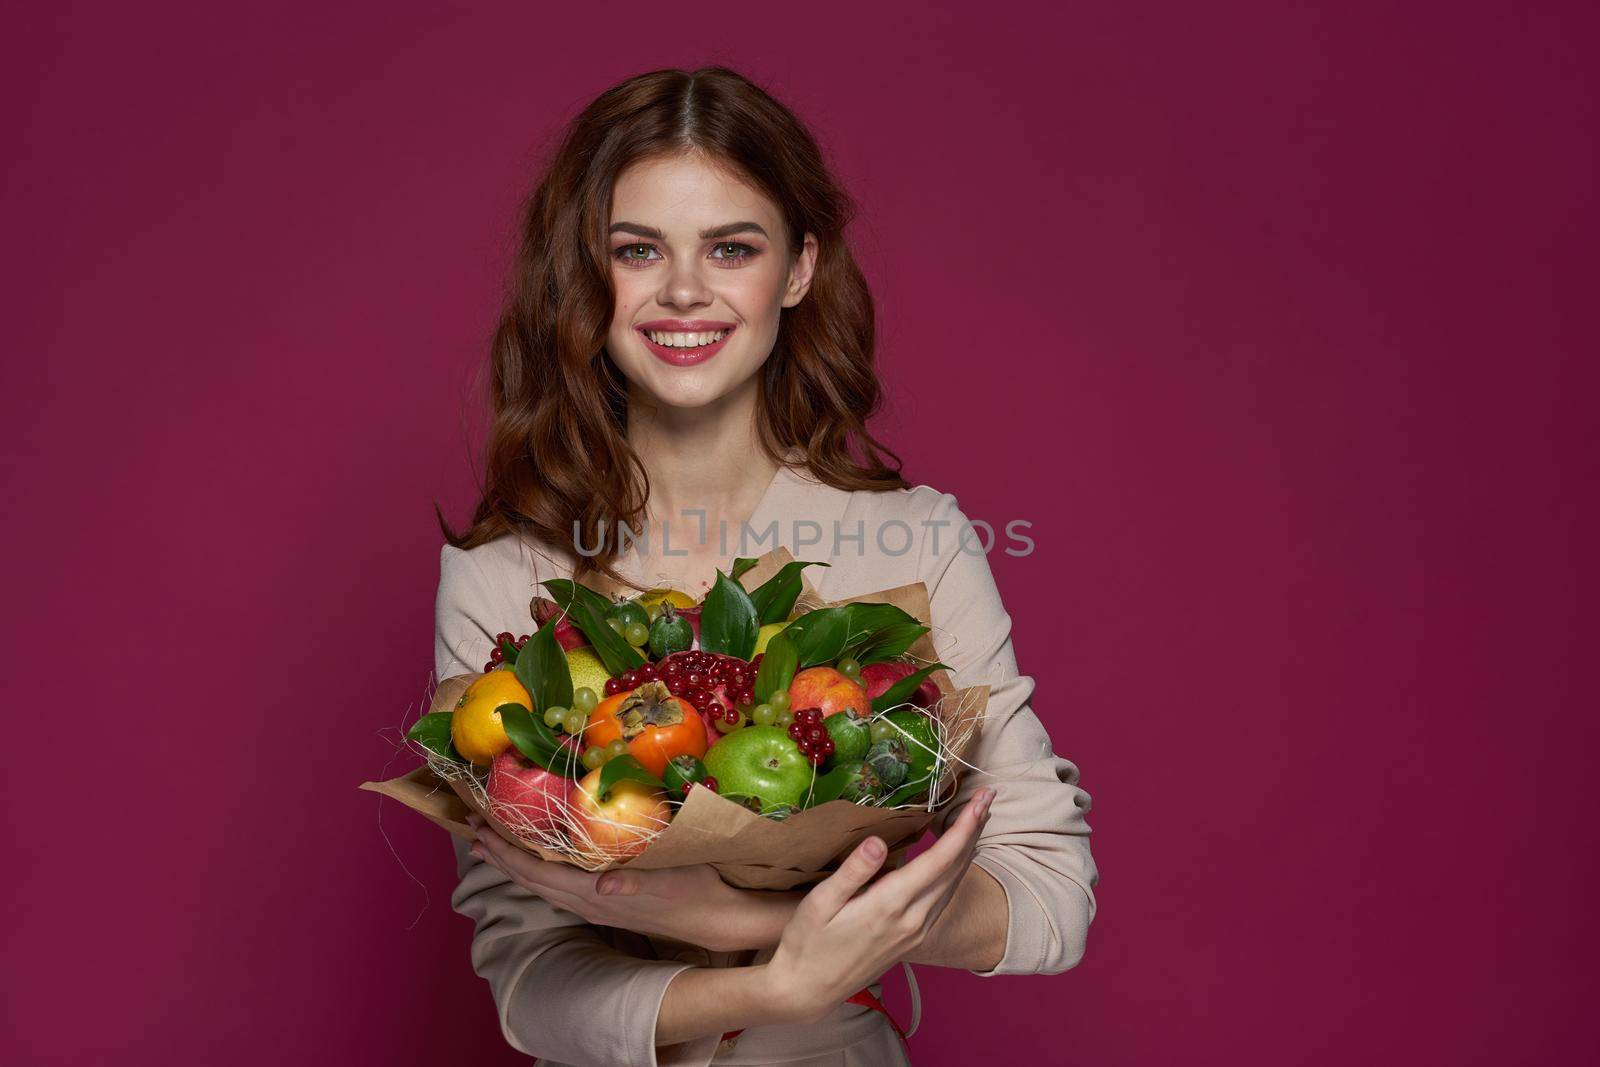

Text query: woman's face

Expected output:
[604,151,817,411]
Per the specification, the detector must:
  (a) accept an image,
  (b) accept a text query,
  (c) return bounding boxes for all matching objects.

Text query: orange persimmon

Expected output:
[585,681,707,778]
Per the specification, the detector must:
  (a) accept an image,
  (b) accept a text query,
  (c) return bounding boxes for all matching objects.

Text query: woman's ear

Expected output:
[781,232,820,308]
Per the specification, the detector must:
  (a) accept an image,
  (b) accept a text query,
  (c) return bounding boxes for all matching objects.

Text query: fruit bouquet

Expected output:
[364,549,989,890]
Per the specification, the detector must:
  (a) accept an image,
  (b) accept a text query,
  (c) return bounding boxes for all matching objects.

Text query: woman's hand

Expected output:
[761,786,996,1020]
[468,815,799,953]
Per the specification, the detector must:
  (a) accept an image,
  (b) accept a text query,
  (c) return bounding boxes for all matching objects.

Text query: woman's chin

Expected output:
[628,367,757,412]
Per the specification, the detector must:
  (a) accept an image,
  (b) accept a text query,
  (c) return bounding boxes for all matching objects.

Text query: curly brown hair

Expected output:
[442,66,907,585]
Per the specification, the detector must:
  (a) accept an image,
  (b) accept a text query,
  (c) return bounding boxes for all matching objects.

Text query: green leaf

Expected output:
[852,623,930,666]
[514,619,574,718]
[406,712,460,762]
[542,578,645,672]
[747,560,829,624]
[842,601,918,639]
[729,557,760,582]
[557,595,645,675]
[781,606,850,668]
[497,703,581,778]
[805,764,858,807]
[498,636,520,664]
[880,779,933,807]
[699,569,759,659]
[871,663,949,713]
[540,578,613,618]
[597,754,665,801]
[753,632,799,704]
[839,602,921,661]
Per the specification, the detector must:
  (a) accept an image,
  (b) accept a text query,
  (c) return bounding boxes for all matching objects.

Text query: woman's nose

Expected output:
[657,258,712,311]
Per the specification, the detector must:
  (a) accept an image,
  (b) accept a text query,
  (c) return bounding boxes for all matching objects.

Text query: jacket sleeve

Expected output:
[435,544,722,1067]
[916,493,1099,976]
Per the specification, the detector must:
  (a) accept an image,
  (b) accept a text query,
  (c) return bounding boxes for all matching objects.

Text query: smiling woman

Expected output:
[443,68,899,587]
[436,66,1096,1067]
[605,156,817,386]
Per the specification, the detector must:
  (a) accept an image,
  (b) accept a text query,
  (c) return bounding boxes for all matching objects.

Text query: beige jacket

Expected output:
[434,462,1098,1066]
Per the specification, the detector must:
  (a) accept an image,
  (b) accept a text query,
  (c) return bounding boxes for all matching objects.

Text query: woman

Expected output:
[436,67,1097,1066]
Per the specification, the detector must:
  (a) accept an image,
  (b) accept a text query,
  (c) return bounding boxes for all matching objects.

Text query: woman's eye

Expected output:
[613,244,659,263]
[709,242,756,263]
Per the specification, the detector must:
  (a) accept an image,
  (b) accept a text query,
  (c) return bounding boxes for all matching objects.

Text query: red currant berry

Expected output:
[489,646,504,662]
[495,632,514,645]
[703,776,718,792]
[604,678,622,696]
[788,724,805,740]
[482,662,496,673]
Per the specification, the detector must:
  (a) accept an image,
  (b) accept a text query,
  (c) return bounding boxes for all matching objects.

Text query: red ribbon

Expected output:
[719,986,907,1049]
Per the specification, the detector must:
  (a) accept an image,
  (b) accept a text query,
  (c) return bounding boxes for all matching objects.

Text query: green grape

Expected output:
[624,621,650,647]
[751,703,776,726]
[605,739,629,759]
[776,709,795,728]
[768,691,791,714]
[607,617,626,635]
[572,687,598,712]
[837,657,862,678]
[562,708,586,734]
[543,707,564,728]
[581,746,606,770]
[607,600,650,630]
[870,719,895,743]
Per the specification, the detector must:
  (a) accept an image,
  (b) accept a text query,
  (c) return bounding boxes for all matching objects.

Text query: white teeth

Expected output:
[644,329,729,347]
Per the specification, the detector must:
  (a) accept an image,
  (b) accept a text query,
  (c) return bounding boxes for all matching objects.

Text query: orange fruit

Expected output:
[451,669,533,767]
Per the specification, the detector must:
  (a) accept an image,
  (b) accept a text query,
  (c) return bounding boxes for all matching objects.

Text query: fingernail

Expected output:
[863,838,886,860]
[469,845,484,860]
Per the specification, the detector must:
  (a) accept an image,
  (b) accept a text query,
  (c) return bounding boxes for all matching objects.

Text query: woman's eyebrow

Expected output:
[608,220,770,240]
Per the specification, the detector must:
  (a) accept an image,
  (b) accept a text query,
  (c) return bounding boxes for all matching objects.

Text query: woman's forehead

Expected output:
[610,153,780,233]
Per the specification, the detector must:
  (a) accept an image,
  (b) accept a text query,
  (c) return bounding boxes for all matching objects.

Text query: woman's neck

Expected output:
[625,382,779,545]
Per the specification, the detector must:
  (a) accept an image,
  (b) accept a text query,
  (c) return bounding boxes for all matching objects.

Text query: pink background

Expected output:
[4,2,1594,1063]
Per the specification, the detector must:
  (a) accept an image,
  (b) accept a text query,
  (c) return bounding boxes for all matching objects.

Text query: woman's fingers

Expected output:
[595,869,640,896]
[859,788,994,903]
[474,826,600,897]
[799,836,889,923]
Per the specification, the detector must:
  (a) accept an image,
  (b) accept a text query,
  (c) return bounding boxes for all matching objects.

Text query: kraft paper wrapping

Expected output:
[361,548,989,890]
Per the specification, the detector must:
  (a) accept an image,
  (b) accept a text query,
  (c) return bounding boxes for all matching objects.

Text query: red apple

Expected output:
[529,597,589,652]
[788,666,870,720]
[570,767,670,860]
[859,662,940,708]
[486,747,575,836]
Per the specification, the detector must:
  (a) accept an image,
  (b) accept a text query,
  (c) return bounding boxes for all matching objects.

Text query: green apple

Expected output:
[703,725,811,813]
